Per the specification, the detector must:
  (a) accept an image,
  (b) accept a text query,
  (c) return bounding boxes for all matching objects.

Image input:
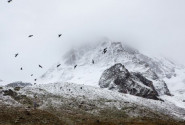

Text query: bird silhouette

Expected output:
[31,74,33,76]
[34,79,37,81]
[39,65,43,68]
[20,67,23,70]
[57,64,61,68]
[15,53,19,58]
[103,48,107,54]
[8,0,12,3]
[92,60,95,64]
[58,34,62,37]
[74,65,77,69]
[28,35,33,37]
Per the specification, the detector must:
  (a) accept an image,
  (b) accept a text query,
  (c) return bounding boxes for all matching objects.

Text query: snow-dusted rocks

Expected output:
[6,81,32,88]
[99,63,159,100]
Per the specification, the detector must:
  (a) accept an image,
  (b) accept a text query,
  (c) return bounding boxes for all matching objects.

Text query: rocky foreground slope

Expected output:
[0,82,185,125]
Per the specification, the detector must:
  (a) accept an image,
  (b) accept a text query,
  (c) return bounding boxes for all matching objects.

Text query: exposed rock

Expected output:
[99,63,159,100]
[3,89,18,97]
[3,89,33,106]
[6,81,32,88]
[14,87,21,91]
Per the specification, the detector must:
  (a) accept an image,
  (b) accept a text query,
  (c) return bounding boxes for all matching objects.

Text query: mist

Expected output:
[0,0,185,83]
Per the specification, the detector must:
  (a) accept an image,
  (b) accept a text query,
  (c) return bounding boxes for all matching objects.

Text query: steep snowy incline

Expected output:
[38,41,185,109]
[40,41,183,88]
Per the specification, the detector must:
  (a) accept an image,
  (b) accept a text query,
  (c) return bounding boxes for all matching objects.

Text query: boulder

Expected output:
[99,63,159,100]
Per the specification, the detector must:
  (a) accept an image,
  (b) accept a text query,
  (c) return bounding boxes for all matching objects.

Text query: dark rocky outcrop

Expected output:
[99,63,159,100]
[3,89,33,106]
[6,81,32,88]
[14,87,21,91]
[3,89,18,97]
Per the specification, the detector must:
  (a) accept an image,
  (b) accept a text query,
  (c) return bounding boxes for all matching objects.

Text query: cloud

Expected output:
[0,0,185,83]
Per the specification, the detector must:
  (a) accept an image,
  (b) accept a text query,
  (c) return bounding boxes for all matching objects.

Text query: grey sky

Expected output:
[0,0,185,83]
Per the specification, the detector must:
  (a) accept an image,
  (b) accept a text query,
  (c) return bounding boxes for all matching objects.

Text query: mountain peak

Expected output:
[40,41,184,96]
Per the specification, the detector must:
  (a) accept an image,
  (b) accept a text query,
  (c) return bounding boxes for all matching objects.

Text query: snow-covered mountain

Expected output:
[39,41,185,107]
[40,42,184,88]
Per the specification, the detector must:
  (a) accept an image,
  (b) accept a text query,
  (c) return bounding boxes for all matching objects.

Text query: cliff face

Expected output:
[99,63,160,100]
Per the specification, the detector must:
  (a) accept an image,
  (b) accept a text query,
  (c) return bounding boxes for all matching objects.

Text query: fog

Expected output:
[0,0,185,83]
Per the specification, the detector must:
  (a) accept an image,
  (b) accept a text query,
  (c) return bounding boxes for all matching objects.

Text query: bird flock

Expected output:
[8,0,108,85]
[14,33,108,85]
[14,34,63,85]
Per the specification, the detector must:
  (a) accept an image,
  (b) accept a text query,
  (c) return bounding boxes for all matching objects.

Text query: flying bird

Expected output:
[8,0,12,3]
[31,74,33,76]
[74,65,77,69]
[39,65,43,68]
[57,64,61,68]
[103,48,107,54]
[58,34,62,37]
[20,67,23,70]
[15,53,19,58]
[92,60,95,64]
[28,35,33,38]
[34,79,37,81]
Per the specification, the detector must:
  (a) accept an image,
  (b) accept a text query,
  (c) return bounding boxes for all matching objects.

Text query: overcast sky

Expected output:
[0,0,185,83]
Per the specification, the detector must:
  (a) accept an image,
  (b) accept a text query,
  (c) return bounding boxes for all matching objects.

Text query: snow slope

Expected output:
[40,41,184,88]
[20,82,185,120]
[39,41,185,109]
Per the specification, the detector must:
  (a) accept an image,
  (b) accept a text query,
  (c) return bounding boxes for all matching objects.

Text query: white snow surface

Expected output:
[39,41,179,85]
[38,41,185,111]
[20,82,185,120]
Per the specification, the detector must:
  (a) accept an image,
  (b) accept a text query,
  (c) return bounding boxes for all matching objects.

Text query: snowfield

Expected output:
[39,41,185,111]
